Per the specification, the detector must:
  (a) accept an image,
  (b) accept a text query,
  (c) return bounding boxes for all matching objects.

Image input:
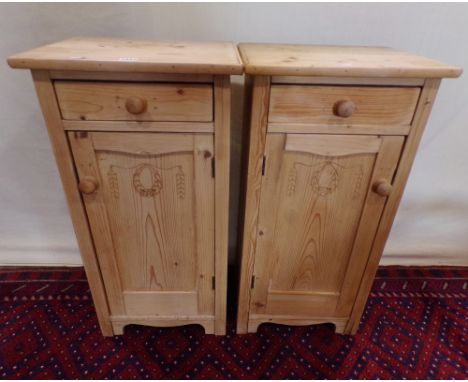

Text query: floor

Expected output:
[0,266,466,379]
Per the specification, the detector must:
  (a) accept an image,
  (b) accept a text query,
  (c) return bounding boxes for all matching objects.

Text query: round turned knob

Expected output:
[78,176,99,194]
[373,179,392,197]
[125,96,147,115]
[334,100,356,118]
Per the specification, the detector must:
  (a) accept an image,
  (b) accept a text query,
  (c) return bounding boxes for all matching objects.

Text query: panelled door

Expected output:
[69,131,215,320]
[249,133,404,321]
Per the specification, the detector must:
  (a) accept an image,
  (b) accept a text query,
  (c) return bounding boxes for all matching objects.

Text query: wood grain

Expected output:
[69,131,216,332]
[50,70,214,83]
[236,76,271,334]
[213,76,230,335]
[345,79,442,334]
[62,120,214,133]
[8,37,243,74]
[271,76,425,86]
[32,70,114,336]
[336,136,404,317]
[285,134,382,156]
[267,122,410,135]
[238,43,462,78]
[55,81,213,122]
[91,132,194,155]
[111,315,215,335]
[68,132,126,315]
[245,132,403,331]
[269,85,420,125]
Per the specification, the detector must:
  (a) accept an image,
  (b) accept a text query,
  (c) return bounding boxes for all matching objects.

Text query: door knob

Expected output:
[125,96,147,115]
[334,100,355,118]
[78,176,99,194]
[373,179,392,197]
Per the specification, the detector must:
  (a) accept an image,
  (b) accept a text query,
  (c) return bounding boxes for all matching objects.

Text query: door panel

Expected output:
[250,133,404,319]
[69,131,215,318]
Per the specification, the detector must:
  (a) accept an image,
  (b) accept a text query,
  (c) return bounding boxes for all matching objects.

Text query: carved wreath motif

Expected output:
[107,164,186,200]
[287,160,364,198]
[133,164,163,197]
[311,163,339,197]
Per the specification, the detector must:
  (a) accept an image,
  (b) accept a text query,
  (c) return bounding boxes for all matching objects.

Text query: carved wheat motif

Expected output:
[176,167,186,200]
[352,166,364,198]
[107,167,120,199]
[287,166,297,196]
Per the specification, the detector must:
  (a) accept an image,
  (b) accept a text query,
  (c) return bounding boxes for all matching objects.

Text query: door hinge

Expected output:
[261,156,266,176]
[251,275,256,289]
[211,157,215,178]
[212,276,216,290]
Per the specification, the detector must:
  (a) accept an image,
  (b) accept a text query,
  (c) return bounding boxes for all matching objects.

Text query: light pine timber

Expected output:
[237,76,271,334]
[10,40,237,337]
[111,316,215,336]
[55,81,213,122]
[214,76,231,335]
[69,131,216,334]
[238,43,462,78]
[345,78,442,334]
[268,85,420,125]
[236,43,461,334]
[246,133,403,331]
[271,76,425,86]
[31,70,114,336]
[267,122,411,136]
[49,70,214,83]
[8,37,243,74]
[62,120,214,133]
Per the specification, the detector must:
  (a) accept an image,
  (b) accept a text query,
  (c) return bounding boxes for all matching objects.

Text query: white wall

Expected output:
[1,3,467,266]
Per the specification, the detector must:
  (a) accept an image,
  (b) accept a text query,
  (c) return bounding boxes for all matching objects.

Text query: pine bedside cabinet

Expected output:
[8,37,243,336]
[236,43,461,334]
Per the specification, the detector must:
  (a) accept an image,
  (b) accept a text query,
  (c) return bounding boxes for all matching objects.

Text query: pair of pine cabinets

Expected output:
[8,38,461,336]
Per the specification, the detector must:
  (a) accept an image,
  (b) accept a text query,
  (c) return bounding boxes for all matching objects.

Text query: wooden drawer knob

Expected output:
[125,96,147,115]
[373,179,392,197]
[334,100,356,118]
[78,176,99,194]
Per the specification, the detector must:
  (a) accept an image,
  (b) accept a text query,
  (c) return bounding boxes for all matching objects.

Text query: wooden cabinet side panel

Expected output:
[236,76,271,334]
[346,79,441,334]
[213,75,231,335]
[31,70,113,336]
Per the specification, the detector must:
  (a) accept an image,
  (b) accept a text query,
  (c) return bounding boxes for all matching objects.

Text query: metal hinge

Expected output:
[261,156,266,176]
[211,157,215,178]
[212,276,216,290]
[251,275,255,289]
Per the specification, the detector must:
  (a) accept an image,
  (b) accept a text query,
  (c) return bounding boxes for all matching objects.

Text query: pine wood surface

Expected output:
[8,37,243,74]
[268,85,420,125]
[238,43,462,78]
[55,81,213,122]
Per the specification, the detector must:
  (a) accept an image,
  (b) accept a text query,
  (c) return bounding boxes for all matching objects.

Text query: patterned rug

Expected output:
[0,266,466,379]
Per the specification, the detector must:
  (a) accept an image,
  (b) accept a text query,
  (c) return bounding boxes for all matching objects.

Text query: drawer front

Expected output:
[268,85,420,126]
[55,81,213,122]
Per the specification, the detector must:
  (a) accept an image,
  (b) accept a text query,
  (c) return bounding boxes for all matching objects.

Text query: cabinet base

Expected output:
[244,316,350,335]
[109,316,217,336]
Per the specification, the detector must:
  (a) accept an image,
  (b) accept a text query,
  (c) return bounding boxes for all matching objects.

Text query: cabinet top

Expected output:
[238,43,462,78]
[7,37,243,75]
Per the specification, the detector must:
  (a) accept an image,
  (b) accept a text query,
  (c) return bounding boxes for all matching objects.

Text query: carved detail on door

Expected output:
[106,164,186,199]
[287,160,364,198]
